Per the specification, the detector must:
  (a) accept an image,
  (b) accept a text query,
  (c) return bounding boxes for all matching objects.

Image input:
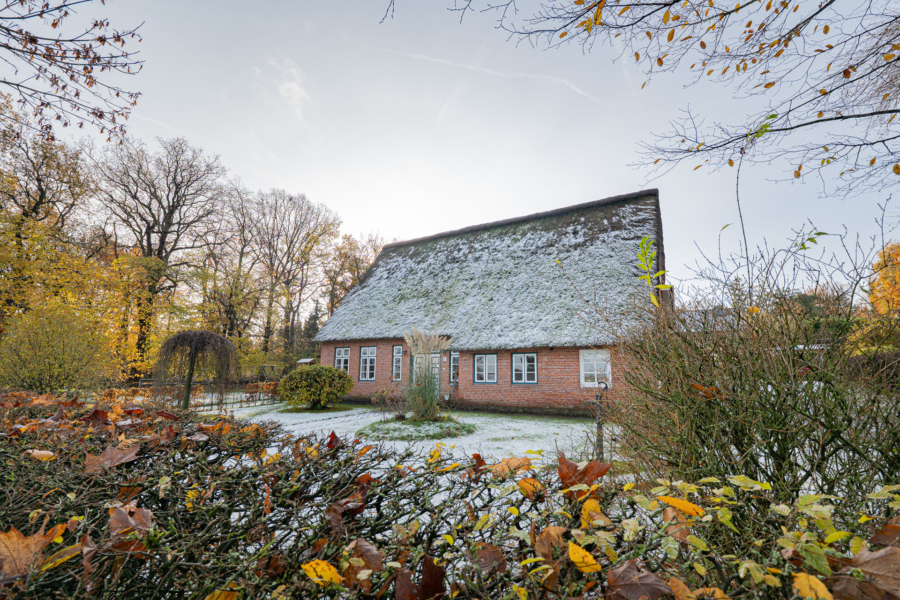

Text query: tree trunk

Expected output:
[182,350,197,410]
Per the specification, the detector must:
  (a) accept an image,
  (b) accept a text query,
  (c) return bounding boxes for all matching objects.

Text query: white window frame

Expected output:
[411,352,440,384]
[474,354,497,383]
[392,345,403,381]
[579,349,611,387]
[512,353,538,384]
[449,352,459,383]
[359,346,377,381]
[334,347,350,373]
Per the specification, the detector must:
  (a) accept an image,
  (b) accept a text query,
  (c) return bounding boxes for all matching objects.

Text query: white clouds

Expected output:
[265,53,311,125]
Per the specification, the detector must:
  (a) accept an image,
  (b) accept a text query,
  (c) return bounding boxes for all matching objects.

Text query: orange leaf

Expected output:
[518,478,544,500]
[658,496,705,516]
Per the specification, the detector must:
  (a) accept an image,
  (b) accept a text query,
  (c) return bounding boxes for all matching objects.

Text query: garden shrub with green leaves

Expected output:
[1,390,899,599]
[276,365,352,409]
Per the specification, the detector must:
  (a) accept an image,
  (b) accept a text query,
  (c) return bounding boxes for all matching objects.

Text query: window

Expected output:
[334,347,350,373]
[392,345,403,381]
[580,349,611,387]
[474,354,497,383]
[449,352,459,383]
[512,353,537,384]
[359,347,376,381]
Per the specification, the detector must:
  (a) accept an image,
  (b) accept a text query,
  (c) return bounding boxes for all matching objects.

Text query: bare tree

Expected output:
[90,137,227,370]
[0,1,143,140]
[251,190,341,354]
[409,0,900,196]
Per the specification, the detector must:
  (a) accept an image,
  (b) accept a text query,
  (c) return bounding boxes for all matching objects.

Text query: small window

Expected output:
[359,347,376,381]
[334,347,350,373]
[474,354,497,383]
[449,352,459,383]
[580,349,611,387]
[512,353,537,384]
[392,345,403,381]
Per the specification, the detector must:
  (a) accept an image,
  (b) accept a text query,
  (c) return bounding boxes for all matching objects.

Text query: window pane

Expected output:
[526,355,536,382]
[487,356,497,382]
[513,355,523,382]
[475,356,484,382]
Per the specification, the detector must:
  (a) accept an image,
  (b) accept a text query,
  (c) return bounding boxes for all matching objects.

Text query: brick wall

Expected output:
[319,340,625,413]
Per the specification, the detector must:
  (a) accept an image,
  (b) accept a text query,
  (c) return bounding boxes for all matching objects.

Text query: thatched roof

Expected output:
[316,189,665,351]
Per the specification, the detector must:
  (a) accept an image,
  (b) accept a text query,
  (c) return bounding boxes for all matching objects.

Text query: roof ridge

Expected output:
[382,188,659,251]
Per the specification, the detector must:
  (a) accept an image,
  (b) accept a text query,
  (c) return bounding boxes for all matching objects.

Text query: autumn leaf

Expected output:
[558,452,610,494]
[302,559,343,587]
[84,444,140,474]
[397,555,445,600]
[535,526,568,561]
[25,449,56,461]
[569,541,602,573]
[355,445,374,463]
[204,582,240,600]
[467,543,508,574]
[108,506,153,537]
[155,410,178,420]
[669,577,696,600]
[0,525,54,577]
[518,478,544,500]
[793,573,833,600]
[581,498,611,528]
[79,409,110,427]
[608,560,673,600]
[658,496,705,516]
[488,457,532,477]
[664,506,690,542]
[39,543,82,572]
[869,515,900,545]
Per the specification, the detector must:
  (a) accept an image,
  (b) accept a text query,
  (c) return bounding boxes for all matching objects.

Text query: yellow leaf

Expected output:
[574,0,584,4]
[886,54,896,61]
[694,562,707,575]
[205,582,240,600]
[694,164,703,170]
[664,9,671,23]
[437,463,460,472]
[508,507,519,516]
[568,541,602,573]
[442,534,455,546]
[819,89,828,95]
[40,544,82,572]
[355,445,374,463]
[823,25,829,34]
[518,478,544,500]
[728,159,734,167]
[669,577,696,600]
[695,588,730,600]
[817,111,824,118]
[619,5,630,15]
[668,29,675,42]
[581,499,611,528]
[658,57,664,66]
[560,32,568,38]
[658,496,705,517]
[794,170,802,178]
[635,52,641,61]
[512,584,528,600]
[894,164,900,175]
[594,0,606,25]
[870,158,877,166]
[687,535,709,551]
[764,82,776,89]
[792,573,833,600]
[302,560,343,587]
[25,450,56,461]
[623,482,635,491]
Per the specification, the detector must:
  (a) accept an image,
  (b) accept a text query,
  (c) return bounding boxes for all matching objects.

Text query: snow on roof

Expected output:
[315,189,665,351]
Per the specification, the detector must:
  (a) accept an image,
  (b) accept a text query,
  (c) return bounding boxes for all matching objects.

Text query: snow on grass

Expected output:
[234,402,622,462]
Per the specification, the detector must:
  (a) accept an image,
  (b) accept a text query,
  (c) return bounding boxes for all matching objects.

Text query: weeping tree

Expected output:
[155,330,238,410]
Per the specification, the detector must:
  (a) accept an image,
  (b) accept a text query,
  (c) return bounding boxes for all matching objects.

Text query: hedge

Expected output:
[276,365,353,409]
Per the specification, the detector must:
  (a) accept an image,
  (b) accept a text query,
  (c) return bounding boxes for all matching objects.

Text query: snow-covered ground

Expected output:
[229,402,608,462]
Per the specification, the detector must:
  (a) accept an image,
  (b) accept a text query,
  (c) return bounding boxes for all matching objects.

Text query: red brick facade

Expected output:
[319,339,623,413]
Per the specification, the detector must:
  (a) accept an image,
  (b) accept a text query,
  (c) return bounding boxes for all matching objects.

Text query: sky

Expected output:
[69,0,894,284]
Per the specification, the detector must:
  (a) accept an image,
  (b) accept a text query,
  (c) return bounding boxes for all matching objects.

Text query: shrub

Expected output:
[0,303,115,391]
[2,392,898,599]
[277,364,352,409]
[607,231,900,510]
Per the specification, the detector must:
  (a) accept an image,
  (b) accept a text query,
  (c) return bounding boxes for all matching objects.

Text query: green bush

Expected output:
[277,365,353,409]
[0,303,115,391]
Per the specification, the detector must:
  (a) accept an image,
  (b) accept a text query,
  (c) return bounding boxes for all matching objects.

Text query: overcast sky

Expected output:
[78,0,893,282]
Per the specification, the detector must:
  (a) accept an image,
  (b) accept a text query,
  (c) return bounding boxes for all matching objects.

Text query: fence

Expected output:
[134,380,280,412]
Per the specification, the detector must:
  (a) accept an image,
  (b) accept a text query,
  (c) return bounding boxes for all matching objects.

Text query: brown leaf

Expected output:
[84,444,140,474]
[558,452,611,496]
[108,507,153,537]
[155,411,178,420]
[396,556,445,600]
[118,475,148,501]
[869,516,900,546]
[664,507,689,543]
[488,457,532,477]
[669,577,696,600]
[848,547,900,592]
[343,538,384,591]
[326,430,343,449]
[326,495,366,536]
[535,526,567,561]
[254,554,287,578]
[0,526,52,577]
[608,560,672,600]
[81,534,97,583]
[78,409,111,427]
[468,543,507,574]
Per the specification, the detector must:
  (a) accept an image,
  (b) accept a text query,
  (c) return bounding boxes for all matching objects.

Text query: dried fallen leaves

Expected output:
[84,444,140,474]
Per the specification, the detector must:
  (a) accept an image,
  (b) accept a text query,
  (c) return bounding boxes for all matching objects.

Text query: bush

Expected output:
[2,392,898,599]
[277,365,352,409]
[609,232,900,510]
[0,304,115,391]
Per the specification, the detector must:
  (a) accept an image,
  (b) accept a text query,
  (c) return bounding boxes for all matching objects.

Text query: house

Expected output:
[314,189,665,414]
